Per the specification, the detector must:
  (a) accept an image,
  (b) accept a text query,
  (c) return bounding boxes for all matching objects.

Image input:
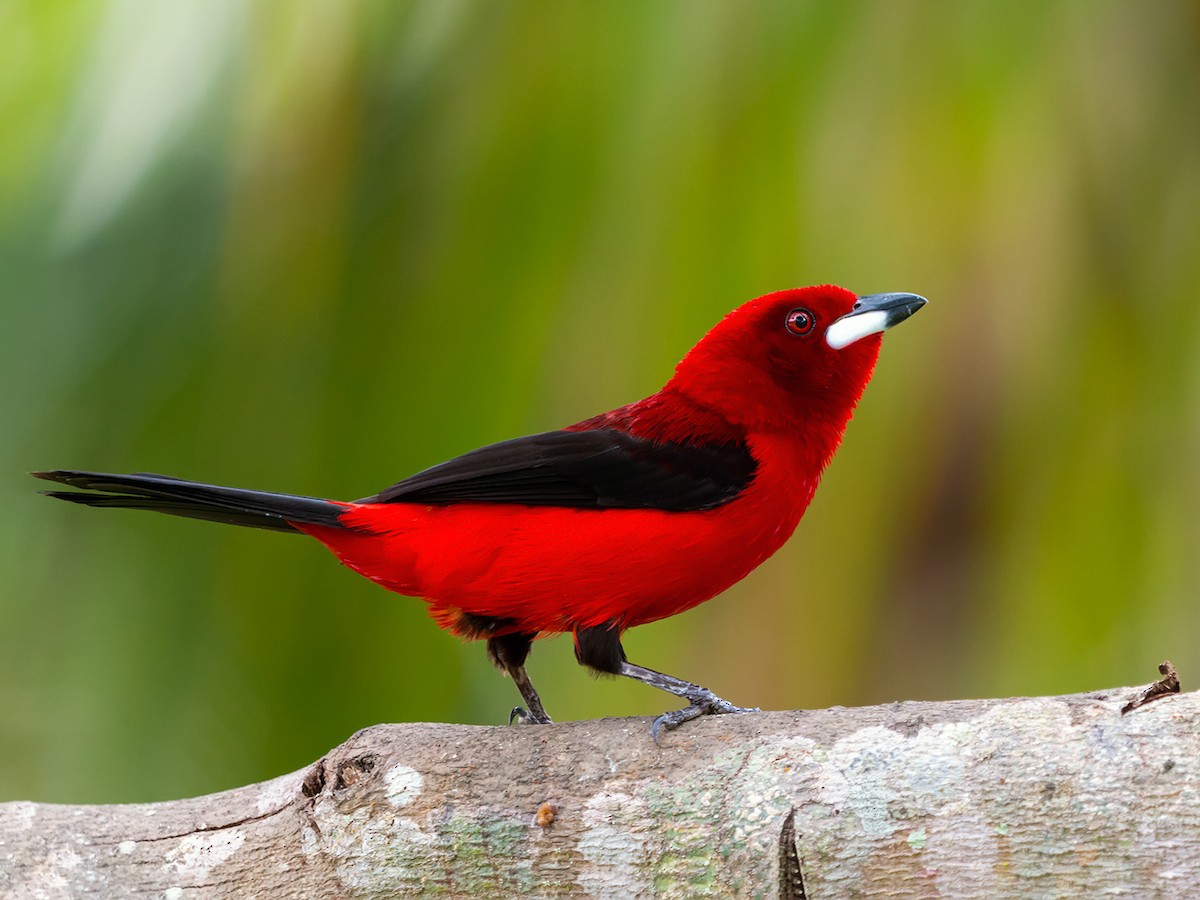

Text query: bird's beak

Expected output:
[825,292,928,350]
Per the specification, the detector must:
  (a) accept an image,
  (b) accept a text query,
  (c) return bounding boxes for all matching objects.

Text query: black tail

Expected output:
[32,470,347,533]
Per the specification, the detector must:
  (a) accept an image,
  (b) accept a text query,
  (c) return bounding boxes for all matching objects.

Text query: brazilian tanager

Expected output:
[36,285,925,734]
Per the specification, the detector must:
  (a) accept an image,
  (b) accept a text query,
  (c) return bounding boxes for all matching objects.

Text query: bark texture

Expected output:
[1,684,1196,898]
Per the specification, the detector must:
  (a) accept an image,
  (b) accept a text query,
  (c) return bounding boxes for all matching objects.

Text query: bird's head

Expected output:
[668,285,926,434]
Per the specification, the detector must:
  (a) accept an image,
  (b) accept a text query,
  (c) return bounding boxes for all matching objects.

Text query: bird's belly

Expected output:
[308,473,814,635]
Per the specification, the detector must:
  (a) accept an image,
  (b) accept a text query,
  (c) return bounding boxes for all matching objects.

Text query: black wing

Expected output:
[363,428,756,511]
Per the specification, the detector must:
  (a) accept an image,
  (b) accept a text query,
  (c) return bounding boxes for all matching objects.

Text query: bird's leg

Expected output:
[618,662,760,740]
[487,632,552,725]
[507,665,551,725]
[574,623,756,739]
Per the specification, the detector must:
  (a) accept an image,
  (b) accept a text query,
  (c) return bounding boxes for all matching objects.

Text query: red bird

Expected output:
[35,286,924,734]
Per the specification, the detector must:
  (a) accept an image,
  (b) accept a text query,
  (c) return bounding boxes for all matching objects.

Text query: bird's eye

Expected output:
[785,308,815,336]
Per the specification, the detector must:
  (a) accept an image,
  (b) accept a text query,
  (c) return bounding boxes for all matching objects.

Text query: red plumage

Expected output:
[304,287,884,633]
[36,284,925,733]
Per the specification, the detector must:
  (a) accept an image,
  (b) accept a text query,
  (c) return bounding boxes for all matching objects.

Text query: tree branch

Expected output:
[2,676,1195,897]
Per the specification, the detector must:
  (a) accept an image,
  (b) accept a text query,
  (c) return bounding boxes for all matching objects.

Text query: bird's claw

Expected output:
[650,694,759,743]
[509,706,553,725]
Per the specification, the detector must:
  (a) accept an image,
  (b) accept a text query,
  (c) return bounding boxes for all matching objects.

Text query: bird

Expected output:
[34,285,925,736]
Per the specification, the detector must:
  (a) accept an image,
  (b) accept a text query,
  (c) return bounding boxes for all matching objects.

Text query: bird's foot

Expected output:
[509,706,553,725]
[651,691,758,742]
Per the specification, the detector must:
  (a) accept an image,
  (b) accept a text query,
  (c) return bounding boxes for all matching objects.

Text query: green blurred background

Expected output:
[2,0,1198,803]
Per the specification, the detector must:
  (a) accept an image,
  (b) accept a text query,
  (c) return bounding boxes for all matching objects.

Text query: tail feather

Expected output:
[33,470,347,533]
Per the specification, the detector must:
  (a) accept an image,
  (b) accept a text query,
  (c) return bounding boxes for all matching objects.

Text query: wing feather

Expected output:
[362,428,755,511]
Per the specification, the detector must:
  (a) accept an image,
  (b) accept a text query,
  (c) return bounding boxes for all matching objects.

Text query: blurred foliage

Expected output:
[2,0,1199,803]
